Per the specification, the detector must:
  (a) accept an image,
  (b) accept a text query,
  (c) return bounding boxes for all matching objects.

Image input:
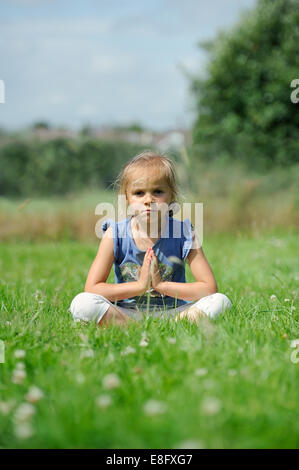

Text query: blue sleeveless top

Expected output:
[101,215,194,311]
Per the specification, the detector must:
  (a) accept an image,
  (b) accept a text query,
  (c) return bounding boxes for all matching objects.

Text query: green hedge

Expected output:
[0,138,145,197]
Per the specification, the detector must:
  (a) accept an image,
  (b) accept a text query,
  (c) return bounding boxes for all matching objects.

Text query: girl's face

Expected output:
[126,170,172,218]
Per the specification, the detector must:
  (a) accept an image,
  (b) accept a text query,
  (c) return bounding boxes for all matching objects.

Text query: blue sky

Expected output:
[0,0,256,131]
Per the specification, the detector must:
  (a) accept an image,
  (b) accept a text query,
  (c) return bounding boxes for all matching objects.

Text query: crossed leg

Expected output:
[174,293,232,324]
[98,304,136,327]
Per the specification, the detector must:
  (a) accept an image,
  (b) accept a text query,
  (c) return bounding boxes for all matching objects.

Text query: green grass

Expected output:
[0,188,116,215]
[0,231,298,449]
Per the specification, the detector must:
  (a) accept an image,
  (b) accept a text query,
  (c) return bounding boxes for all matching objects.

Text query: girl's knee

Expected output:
[194,292,232,319]
[69,292,110,324]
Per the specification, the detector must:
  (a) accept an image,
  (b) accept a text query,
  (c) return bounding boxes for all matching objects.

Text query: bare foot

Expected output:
[98,305,135,328]
[175,306,207,324]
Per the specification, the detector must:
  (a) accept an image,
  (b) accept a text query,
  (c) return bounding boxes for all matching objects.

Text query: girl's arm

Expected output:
[84,227,152,301]
[153,244,218,302]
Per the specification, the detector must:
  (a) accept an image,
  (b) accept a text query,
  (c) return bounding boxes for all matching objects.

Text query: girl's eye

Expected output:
[134,190,163,196]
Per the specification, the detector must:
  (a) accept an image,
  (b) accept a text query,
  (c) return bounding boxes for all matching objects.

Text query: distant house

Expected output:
[92,127,192,150]
[30,125,192,149]
[153,130,192,151]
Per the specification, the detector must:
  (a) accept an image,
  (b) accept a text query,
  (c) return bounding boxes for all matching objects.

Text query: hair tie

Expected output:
[168,201,180,216]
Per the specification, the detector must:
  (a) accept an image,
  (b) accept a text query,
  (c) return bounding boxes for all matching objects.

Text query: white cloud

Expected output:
[90,55,134,74]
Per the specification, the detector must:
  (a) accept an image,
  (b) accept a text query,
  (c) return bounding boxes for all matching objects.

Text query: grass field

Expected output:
[0,230,298,449]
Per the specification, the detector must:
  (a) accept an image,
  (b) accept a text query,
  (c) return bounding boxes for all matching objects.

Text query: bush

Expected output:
[190,0,299,169]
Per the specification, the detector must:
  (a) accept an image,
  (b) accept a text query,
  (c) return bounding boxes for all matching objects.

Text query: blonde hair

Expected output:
[114,150,179,217]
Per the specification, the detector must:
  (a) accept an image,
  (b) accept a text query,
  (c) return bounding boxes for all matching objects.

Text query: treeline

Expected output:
[0,138,146,197]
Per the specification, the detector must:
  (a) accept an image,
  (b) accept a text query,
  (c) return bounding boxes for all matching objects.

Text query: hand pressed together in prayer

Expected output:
[149,248,163,290]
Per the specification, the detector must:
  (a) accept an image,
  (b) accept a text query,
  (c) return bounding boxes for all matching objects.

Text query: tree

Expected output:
[190,0,299,168]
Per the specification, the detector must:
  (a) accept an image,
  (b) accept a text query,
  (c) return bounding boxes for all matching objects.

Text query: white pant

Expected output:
[69,292,232,324]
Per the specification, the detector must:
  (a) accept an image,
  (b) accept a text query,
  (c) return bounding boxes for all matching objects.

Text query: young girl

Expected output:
[69,151,232,326]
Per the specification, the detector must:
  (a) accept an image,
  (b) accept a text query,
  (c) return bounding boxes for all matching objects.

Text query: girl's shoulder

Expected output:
[101,217,130,238]
[101,217,131,262]
[179,218,197,261]
[170,216,194,236]
[101,216,129,228]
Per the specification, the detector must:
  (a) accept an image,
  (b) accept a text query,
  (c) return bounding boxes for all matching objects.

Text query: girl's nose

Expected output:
[144,193,153,204]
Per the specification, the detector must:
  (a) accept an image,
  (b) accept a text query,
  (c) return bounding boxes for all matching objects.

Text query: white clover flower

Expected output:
[75,373,85,384]
[80,348,94,359]
[120,346,136,356]
[290,339,299,348]
[33,289,42,299]
[194,368,208,377]
[0,400,15,415]
[14,422,34,439]
[291,306,296,311]
[176,439,204,449]
[139,338,149,347]
[143,399,167,416]
[16,362,25,370]
[102,373,120,390]
[14,403,36,423]
[14,349,26,359]
[25,386,44,404]
[167,337,176,344]
[95,394,112,409]
[270,294,277,302]
[200,397,222,416]
[284,299,290,302]
[12,369,26,384]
